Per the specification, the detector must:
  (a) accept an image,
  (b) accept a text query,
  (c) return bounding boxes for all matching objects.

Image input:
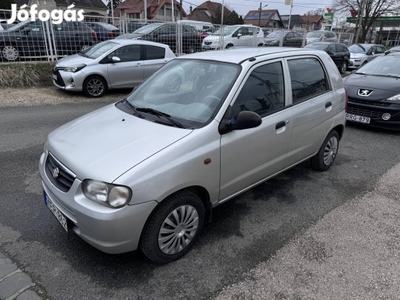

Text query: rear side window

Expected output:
[144,45,165,60]
[288,58,329,103]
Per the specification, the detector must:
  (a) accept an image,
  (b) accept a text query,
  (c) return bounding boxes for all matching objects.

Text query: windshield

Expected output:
[266,31,282,38]
[306,32,323,38]
[356,55,400,76]
[133,23,163,34]
[125,59,240,127]
[348,44,369,54]
[80,41,118,59]
[212,26,237,36]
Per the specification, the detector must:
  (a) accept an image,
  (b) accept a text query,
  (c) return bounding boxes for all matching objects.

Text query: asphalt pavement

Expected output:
[1,162,399,299]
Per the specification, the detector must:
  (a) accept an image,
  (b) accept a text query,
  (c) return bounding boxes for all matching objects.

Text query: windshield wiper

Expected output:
[136,107,185,128]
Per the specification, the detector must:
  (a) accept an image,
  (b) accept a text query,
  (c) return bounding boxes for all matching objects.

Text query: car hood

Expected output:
[345,74,400,100]
[203,35,222,42]
[306,37,320,43]
[350,53,367,59]
[55,54,93,67]
[46,104,192,183]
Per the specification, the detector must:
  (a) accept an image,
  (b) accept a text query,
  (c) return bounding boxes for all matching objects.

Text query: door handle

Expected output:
[275,121,286,130]
[325,101,332,108]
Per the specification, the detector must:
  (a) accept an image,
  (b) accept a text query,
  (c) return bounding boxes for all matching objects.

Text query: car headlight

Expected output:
[82,179,132,208]
[64,64,86,73]
[387,93,400,102]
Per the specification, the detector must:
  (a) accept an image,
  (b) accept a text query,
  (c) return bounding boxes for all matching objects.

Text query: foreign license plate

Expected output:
[346,113,371,124]
[44,192,68,233]
[52,74,57,80]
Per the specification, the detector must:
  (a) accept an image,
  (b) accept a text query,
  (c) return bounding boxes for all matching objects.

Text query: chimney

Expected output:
[190,6,192,14]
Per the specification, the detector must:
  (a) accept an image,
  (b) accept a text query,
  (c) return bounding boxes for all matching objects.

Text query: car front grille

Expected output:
[53,70,65,87]
[45,153,75,192]
[349,98,391,107]
[346,106,384,118]
[204,41,212,45]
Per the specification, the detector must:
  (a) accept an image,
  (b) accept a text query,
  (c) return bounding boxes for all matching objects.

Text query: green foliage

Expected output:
[0,62,55,88]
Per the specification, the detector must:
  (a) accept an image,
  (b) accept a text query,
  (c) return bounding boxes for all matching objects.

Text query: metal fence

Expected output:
[0,8,389,64]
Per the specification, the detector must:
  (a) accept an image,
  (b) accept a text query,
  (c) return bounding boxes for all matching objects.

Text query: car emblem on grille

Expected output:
[358,89,373,97]
[52,167,60,178]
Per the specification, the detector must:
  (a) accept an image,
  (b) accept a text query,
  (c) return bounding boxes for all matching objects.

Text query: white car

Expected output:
[40,47,346,264]
[306,30,338,44]
[202,25,264,50]
[52,39,176,97]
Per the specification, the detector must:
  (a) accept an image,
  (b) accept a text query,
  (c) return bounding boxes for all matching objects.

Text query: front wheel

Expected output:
[310,130,339,171]
[83,75,107,97]
[339,60,347,74]
[140,191,205,264]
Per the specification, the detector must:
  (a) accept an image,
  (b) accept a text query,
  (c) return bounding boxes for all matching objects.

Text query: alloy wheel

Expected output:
[323,135,338,166]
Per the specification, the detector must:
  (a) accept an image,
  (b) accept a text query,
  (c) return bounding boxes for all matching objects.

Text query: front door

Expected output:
[219,60,292,200]
[107,44,144,88]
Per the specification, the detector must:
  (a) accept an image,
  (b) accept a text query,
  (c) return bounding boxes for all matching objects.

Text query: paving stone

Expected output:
[0,259,18,279]
[0,253,5,259]
[0,273,32,300]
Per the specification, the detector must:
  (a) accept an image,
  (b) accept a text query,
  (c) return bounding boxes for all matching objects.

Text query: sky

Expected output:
[180,0,334,18]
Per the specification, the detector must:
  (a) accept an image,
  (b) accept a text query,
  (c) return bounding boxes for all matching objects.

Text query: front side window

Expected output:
[113,45,141,62]
[288,57,329,103]
[232,62,285,118]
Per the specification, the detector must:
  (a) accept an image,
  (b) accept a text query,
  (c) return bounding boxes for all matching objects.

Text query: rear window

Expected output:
[144,45,165,60]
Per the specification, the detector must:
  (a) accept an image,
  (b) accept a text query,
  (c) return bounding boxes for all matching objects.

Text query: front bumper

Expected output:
[52,70,84,92]
[348,59,364,70]
[346,99,400,130]
[39,151,158,254]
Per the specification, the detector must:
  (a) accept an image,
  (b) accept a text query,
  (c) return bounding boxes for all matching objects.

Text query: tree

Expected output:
[107,0,123,17]
[333,0,398,43]
[225,10,244,25]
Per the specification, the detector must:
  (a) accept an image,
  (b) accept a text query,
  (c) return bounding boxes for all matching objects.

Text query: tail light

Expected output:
[92,31,97,39]
[108,31,115,38]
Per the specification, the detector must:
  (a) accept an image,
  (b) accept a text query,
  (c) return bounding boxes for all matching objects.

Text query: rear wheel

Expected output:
[83,75,107,97]
[225,44,234,49]
[140,191,205,264]
[310,130,339,171]
[1,45,19,62]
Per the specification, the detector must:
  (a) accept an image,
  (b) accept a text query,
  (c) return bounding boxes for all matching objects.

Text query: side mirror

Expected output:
[231,111,262,130]
[237,33,242,39]
[111,56,121,63]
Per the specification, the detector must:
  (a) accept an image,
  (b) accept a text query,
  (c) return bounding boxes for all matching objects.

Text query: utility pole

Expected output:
[258,2,262,27]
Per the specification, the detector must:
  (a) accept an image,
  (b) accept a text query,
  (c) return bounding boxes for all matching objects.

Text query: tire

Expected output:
[83,75,107,97]
[1,45,19,62]
[339,60,347,74]
[225,44,234,49]
[185,45,196,54]
[310,130,339,171]
[140,191,205,264]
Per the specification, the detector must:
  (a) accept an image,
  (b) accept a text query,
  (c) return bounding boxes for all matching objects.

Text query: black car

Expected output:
[117,23,202,54]
[118,21,148,34]
[264,30,304,48]
[0,20,98,62]
[85,22,120,41]
[344,52,400,130]
[304,42,350,74]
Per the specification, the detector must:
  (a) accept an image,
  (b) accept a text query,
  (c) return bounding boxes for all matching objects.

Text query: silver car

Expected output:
[347,43,386,70]
[52,39,176,97]
[40,47,346,263]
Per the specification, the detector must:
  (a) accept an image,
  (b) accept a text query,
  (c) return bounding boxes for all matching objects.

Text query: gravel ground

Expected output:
[0,87,131,107]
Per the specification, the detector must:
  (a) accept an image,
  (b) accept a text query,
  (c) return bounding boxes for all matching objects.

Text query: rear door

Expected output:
[219,60,293,200]
[142,44,170,80]
[107,44,143,88]
[284,56,336,165]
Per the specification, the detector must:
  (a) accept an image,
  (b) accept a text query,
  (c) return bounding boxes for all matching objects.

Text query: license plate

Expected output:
[346,113,371,124]
[52,74,57,80]
[44,192,68,233]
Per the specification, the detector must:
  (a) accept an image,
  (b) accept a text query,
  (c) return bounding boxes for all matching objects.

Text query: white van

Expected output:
[176,20,214,33]
[202,25,265,50]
